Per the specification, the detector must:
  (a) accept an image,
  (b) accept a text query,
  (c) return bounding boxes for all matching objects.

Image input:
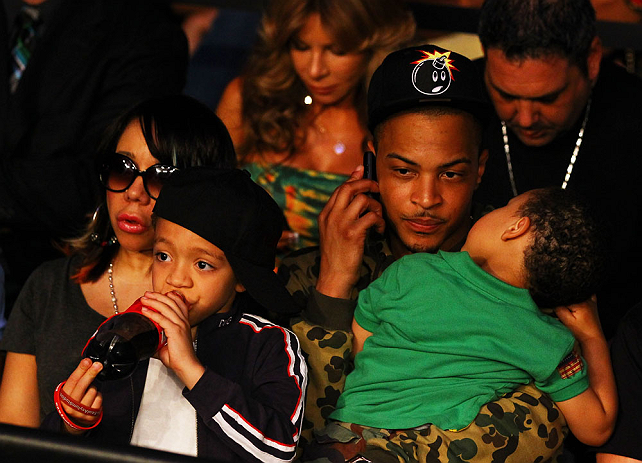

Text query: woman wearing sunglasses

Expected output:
[0,95,237,427]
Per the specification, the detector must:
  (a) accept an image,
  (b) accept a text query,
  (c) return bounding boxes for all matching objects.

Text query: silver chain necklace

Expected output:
[107,262,119,314]
[501,98,592,197]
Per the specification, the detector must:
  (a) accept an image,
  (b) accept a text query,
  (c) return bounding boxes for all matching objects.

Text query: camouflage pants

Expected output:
[299,384,569,463]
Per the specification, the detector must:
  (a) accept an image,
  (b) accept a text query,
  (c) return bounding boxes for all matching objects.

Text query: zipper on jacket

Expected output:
[128,376,135,442]
[194,332,199,456]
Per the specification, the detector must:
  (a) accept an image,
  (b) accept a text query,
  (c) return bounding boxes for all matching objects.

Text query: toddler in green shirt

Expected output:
[332,187,617,448]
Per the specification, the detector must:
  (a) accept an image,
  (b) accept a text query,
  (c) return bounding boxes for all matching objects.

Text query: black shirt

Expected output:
[474,60,642,339]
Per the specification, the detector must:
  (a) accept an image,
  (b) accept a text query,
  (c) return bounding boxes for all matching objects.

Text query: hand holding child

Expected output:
[140,291,205,389]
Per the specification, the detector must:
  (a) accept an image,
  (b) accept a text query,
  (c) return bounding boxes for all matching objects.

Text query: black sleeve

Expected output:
[184,318,307,462]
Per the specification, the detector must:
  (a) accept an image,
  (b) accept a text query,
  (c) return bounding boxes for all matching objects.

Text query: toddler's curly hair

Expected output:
[521,187,606,308]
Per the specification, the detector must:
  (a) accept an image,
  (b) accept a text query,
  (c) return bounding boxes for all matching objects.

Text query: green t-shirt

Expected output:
[330,251,588,430]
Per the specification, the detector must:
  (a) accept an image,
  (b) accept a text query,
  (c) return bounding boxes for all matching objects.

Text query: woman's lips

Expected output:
[308,84,336,96]
[116,214,149,234]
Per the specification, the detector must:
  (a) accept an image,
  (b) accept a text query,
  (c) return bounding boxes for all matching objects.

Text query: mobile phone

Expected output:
[363,151,377,182]
[362,151,378,202]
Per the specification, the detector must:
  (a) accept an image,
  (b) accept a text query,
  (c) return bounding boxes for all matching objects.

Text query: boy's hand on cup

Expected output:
[61,358,103,434]
[140,291,205,389]
[555,295,603,343]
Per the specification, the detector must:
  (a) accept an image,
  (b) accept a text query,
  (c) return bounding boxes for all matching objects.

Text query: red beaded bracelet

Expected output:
[53,381,103,431]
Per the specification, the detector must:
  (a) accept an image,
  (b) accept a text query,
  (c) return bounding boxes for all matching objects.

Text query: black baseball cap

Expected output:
[367,44,490,132]
[153,167,296,314]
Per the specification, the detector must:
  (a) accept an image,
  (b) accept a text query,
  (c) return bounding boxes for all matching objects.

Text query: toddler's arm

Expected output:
[555,296,618,447]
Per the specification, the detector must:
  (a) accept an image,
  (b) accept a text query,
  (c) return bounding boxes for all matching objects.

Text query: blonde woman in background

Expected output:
[217,0,415,254]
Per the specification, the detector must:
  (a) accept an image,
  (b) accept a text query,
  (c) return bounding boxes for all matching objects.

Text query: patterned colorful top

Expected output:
[243,162,348,251]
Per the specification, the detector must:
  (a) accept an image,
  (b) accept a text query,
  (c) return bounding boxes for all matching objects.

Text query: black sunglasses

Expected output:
[99,153,178,200]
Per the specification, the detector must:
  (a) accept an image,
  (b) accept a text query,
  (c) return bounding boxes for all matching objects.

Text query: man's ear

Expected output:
[587,36,602,86]
[235,282,246,293]
[476,148,489,189]
[501,216,531,241]
[366,139,375,154]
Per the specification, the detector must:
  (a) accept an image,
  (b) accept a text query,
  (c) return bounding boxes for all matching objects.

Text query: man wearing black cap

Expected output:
[280,45,565,461]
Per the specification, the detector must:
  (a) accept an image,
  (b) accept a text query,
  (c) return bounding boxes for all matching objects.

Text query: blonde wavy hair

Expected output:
[238,0,416,159]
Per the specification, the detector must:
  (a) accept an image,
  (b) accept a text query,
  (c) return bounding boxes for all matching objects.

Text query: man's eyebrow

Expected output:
[440,158,472,169]
[385,153,472,169]
[385,153,419,166]
[489,79,568,101]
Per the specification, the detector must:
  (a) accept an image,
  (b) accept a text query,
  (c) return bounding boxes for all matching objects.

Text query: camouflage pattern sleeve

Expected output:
[279,248,359,445]
[291,316,354,446]
[278,247,358,329]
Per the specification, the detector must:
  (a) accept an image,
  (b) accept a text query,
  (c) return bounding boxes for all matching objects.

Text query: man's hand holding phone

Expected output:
[316,154,384,300]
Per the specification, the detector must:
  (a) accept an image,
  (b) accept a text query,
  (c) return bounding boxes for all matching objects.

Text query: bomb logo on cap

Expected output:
[411,49,459,96]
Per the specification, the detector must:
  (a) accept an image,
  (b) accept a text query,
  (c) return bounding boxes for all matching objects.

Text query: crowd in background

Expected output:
[0,1,641,462]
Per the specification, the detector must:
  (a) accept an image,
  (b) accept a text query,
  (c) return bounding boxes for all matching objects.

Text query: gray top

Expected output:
[0,255,106,419]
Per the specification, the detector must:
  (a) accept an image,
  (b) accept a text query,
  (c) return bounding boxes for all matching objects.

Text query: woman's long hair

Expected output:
[238,0,416,159]
[68,95,237,283]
